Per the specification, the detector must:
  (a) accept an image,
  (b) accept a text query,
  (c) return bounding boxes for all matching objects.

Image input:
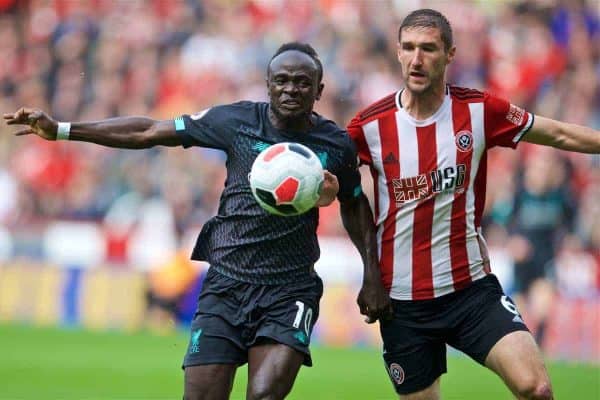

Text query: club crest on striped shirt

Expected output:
[455,130,473,152]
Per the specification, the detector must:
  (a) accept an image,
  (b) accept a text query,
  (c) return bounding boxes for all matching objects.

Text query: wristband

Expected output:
[56,122,71,140]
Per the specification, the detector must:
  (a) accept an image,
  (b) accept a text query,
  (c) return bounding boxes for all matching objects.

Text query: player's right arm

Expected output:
[3,108,181,148]
[340,193,392,323]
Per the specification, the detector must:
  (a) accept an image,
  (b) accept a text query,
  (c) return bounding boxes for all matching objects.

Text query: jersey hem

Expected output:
[387,273,489,301]
[210,264,317,286]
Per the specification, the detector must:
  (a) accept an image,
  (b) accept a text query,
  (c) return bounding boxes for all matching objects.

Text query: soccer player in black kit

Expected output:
[5,42,392,400]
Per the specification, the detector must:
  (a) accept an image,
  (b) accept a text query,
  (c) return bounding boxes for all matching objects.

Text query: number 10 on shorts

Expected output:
[293,301,313,336]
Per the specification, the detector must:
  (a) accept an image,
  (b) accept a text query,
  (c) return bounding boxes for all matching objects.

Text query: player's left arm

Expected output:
[340,193,392,323]
[522,116,600,153]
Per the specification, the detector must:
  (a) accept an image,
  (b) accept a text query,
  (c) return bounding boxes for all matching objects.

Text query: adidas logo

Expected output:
[383,152,398,164]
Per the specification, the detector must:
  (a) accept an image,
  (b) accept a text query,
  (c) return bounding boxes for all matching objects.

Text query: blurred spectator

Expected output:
[146,250,200,334]
[0,1,598,326]
[553,234,598,299]
[509,149,576,344]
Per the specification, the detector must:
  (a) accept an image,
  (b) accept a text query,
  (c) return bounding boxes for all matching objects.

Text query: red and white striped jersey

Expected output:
[348,86,533,300]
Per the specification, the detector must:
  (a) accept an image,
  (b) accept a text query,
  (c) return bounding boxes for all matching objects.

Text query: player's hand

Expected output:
[315,170,339,207]
[3,108,58,140]
[357,278,393,324]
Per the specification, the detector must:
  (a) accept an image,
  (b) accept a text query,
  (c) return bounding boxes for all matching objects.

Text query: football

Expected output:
[249,142,324,216]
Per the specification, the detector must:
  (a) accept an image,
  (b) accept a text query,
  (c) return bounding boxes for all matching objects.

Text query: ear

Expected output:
[446,45,456,65]
[316,82,324,101]
[396,42,402,63]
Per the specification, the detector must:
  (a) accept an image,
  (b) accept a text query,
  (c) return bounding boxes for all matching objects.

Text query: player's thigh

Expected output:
[246,341,305,400]
[485,330,552,398]
[252,274,323,366]
[182,308,248,368]
[449,275,529,364]
[182,317,246,400]
[184,364,237,400]
[398,378,441,400]
[449,276,551,397]
[380,309,446,396]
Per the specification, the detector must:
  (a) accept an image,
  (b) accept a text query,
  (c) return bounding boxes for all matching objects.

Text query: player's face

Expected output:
[397,27,455,94]
[267,51,324,123]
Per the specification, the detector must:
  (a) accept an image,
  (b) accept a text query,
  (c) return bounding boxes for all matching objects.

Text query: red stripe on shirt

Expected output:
[450,101,474,291]
[350,124,373,165]
[412,123,437,299]
[370,166,380,221]
[378,114,400,291]
[473,152,487,228]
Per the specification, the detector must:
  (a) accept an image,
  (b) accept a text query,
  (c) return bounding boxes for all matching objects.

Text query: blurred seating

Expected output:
[0,0,598,355]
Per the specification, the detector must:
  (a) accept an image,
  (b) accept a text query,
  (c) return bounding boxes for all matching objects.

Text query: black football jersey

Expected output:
[176,101,361,284]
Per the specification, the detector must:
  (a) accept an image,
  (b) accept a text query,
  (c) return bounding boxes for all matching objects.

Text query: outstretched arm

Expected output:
[522,116,600,153]
[340,193,392,323]
[3,108,181,149]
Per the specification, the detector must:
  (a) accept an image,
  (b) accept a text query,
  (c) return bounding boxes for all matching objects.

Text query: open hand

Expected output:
[3,108,58,140]
[315,170,339,207]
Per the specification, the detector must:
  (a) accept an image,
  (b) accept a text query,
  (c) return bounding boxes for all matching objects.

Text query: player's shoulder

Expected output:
[312,113,354,147]
[196,100,265,125]
[313,112,345,135]
[448,85,487,103]
[217,100,265,113]
[352,92,398,124]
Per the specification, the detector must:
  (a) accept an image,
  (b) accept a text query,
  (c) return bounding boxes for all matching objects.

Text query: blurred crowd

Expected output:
[0,0,599,313]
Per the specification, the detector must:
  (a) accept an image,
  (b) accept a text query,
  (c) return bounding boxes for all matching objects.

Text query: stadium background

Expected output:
[0,0,598,398]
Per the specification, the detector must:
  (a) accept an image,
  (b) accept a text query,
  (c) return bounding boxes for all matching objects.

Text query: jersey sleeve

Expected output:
[484,93,534,149]
[336,134,363,202]
[347,114,373,166]
[174,105,235,150]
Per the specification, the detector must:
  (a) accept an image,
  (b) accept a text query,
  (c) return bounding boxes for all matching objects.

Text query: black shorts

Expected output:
[182,267,323,368]
[380,274,529,395]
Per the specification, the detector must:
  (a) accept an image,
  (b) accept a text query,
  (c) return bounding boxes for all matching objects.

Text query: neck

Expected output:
[268,106,313,132]
[401,83,446,120]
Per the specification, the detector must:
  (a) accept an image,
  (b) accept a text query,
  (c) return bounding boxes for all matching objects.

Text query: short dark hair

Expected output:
[398,9,453,52]
[268,42,323,83]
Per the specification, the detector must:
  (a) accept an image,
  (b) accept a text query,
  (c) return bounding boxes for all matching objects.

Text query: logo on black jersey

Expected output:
[190,108,210,120]
[316,151,328,168]
[455,131,473,152]
[252,141,270,152]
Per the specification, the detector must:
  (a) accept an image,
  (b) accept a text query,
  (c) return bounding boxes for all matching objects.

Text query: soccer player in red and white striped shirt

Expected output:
[345,8,600,400]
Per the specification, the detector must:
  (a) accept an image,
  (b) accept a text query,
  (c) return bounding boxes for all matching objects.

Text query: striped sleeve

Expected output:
[483,93,533,149]
[347,114,373,166]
